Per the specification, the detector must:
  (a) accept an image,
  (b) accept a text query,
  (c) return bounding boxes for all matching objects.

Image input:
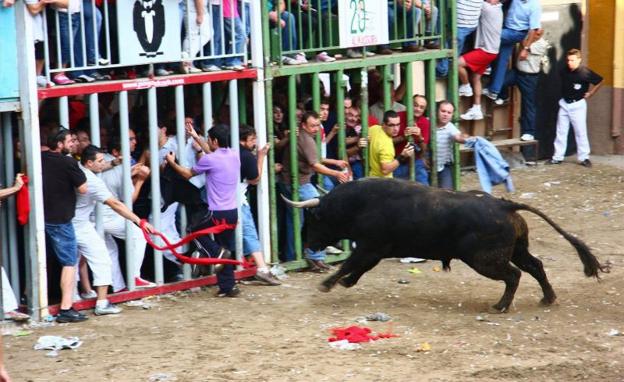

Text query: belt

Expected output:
[564,97,583,104]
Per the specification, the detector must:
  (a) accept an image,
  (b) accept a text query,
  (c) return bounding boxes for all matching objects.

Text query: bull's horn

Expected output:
[280,194,320,208]
[315,185,329,195]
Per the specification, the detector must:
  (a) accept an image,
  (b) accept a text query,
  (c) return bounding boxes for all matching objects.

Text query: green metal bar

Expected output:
[426,59,438,187]
[312,73,322,183]
[448,0,460,190]
[383,64,392,112]
[336,70,346,161]
[288,75,302,260]
[271,50,450,76]
[403,63,415,181]
[316,0,323,48]
[360,68,370,177]
[238,80,247,125]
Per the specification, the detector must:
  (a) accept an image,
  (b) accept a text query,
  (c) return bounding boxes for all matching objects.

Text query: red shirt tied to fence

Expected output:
[139,219,253,268]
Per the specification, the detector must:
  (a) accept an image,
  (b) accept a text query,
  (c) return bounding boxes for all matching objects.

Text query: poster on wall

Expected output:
[338,0,389,48]
[117,0,182,65]
[0,7,19,101]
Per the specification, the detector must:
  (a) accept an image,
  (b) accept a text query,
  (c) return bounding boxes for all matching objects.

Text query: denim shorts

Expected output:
[45,222,78,266]
[241,204,261,255]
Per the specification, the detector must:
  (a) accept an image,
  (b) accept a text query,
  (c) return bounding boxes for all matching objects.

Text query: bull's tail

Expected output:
[508,201,610,279]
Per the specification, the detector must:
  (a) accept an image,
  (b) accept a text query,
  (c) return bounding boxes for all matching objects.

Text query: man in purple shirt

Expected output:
[166,124,241,297]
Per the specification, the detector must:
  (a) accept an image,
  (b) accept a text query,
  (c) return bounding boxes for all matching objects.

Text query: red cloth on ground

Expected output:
[328,325,399,343]
[16,176,30,225]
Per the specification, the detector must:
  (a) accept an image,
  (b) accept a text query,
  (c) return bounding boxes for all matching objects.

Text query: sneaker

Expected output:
[254,271,281,286]
[545,159,562,165]
[98,58,109,66]
[223,64,245,71]
[579,159,592,168]
[324,245,343,254]
[90,72,111,81]
[281,56,300,65]
[216,286,241,298]
[94,301,122,316]
[36,75,54,88]
[202,64,221,72]
[74,74,95,83]
[346,49,363,59]
[52,73,75,85]
[482,88,498,101]
[494,97,509,106]
[80,290,97,300]
[154,68,171,76]
[483,67,492,76]
[403,45,424,53]
[6,310,30,322]
[364,50,376,57]
[458,84,473,97]
[378,47,394,55]
[213,248,232,273]
[316,51,336,62]
[134,277,156,288]
[460,106,484,120]
[294,52,308,64]
[56,308,88,323]
[520,133,534,141]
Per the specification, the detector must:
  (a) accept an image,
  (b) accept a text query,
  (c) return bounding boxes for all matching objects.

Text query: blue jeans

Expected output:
[487,28,528,95]
[222,16,245,66]
[279,182,325,262]
[58,12,84,76]
[82,0,102,65]
[202,5,224,66]
[280,11,297,52]
[393,159,430,185]
[385,2,420,47]
[45,222,78,266]
[500,70,539,136]
[241,203,261,255]
[435,26,476,77]
[437,164,453,190]
[351,160,364,179]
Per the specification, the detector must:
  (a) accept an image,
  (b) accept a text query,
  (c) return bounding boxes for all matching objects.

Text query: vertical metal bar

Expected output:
[0,123,9,290]
[404,63,415,180]
[103,0,111,64]
[336,70,346,160]
[59,97,69,128]
[287,75,302,260]
[250,0,271,264]
[42,8,51,79]
[383,64,392,112]
[147,87,164,284]
[89,0,99,65]
[54,11,62,71]
[238,81,247,125]
[426,59,438,187]
[202,83,213,139]
[2,115,20,295]
[89,94,104,236]
[16,2,47,319]
[79,3,87,71]
[448,0,460,190]
[360,68,370,177]
[312,73,321,172]
[174,86,190,280]
[229,80,243,267]
[118,91,136,291]
[68,8,75,69]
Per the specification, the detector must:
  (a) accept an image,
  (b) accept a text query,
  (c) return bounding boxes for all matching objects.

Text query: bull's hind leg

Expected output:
[464,249,522,313]
[511,241,557,306]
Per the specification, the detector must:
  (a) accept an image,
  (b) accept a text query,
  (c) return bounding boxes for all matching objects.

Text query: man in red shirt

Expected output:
[392,95,430,185]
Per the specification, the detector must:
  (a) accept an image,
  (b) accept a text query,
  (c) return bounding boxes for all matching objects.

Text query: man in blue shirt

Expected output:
[484,0,542,101]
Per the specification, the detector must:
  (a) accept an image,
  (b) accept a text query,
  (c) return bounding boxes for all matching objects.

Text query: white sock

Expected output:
[96,299,108,308]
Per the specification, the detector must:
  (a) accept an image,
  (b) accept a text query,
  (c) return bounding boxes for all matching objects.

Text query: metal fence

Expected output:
[38,0,251,85]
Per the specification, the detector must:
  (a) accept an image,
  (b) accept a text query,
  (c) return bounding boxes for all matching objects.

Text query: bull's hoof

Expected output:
[539,295,557,306]
[489,304,509,314]
[338,278,357,288]
[318,282,333,293]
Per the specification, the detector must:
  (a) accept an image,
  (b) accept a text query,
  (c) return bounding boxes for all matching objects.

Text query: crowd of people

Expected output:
[1,0,604,336]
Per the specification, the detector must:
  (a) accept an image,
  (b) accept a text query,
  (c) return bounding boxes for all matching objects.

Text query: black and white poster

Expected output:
[118,0,182,65]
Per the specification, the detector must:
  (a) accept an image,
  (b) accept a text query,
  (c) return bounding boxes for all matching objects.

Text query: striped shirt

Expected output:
[457,0,483,28]
[436,122,461,172]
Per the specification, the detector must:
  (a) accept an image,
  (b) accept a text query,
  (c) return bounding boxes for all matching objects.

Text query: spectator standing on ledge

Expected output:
[483,0,542,101]
[435,102,469,189]
[42,129,88,323]
[548,49,603,167]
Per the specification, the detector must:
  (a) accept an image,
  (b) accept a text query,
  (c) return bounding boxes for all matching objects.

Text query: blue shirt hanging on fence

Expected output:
[464,137,514,194]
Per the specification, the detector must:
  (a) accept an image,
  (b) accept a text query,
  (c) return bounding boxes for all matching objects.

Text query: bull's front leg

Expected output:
[338,255,382,288]
[318,246,366,292]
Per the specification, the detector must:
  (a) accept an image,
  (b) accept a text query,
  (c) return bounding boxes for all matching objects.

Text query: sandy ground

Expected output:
[4,156,624,382]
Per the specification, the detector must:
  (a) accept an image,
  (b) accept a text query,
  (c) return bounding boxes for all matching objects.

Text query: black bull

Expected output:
[282,178,609,312]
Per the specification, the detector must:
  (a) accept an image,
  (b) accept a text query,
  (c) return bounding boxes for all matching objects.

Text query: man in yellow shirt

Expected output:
[362,110,414,177]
